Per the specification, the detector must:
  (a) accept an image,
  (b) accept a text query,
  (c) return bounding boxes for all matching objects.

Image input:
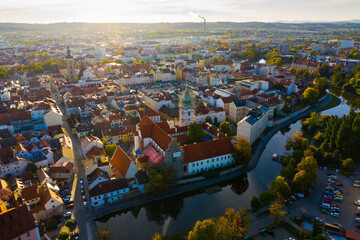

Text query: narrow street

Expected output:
[51,88,92,240]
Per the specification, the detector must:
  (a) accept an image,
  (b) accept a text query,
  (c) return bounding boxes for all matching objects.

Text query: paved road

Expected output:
[51,88,91,240]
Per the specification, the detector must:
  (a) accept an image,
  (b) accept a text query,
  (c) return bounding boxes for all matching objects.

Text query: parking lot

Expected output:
[286,166,360,231]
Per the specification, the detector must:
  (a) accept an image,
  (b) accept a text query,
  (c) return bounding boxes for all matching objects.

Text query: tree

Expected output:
[58,232,69,240]
[26,163,38,174]
[219,121,232,135]
[205,115,212,124]
[217,207,251,239]
[65,219,75,229]
[296,156,318,183]
[259,191,274,205]
[102,137,108,145]
[250,196,261,210]
[314,77,329,95]
[302,112,321,135]
[292,170,313,193]
[46,218,58,231]
[286,130,306,151]
[145,166,177,194]
[269,201,287,225]
[152,233,163,240]
[104,144,117,157]
[302,87,319,106]
[342,158,354,174]
[318,64,330,78]
[271,176,292,200]
[188,219,217,240]
[97,230,110,240]
[187,122,206,143]
[233,139,252,165]
[0,67,7,78]
[214,116,219,126]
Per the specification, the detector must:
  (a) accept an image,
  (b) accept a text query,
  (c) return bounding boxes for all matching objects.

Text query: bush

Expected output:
[65,219,75,229]
[259,191,274,205]
[46,218,58,231]
[58,232,69,240]
[250,196,261,211]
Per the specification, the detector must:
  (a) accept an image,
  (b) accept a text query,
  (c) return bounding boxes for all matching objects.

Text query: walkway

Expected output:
[89,93,333,221]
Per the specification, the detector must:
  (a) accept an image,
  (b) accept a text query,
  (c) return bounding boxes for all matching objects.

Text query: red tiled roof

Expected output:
[111,146,132,178]
[89,178,129,197]
[0,205,37,240]
[183,137,233,164]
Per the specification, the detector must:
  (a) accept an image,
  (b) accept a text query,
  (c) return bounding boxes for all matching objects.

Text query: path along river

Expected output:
[95,96,351,240]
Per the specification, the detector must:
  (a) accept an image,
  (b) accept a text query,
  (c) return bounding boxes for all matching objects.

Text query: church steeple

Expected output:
[179,83,195,127]
[65,47,77,83]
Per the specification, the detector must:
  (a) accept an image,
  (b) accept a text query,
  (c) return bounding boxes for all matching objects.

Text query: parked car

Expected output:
[355,200,360,206]
[354,183,360,188]
[328,179,335,183]
[333,197,342,202]
[83,201,87,208]
[356,224,360,229]
[331,207,340,212]
[285,200,293,206]
[334,194,343,199]
[356,207,360,211]
[356,212,360,216]
[295,193,304,199]
[63,212,72,218]
[321,209,329,215]
[326,186,335,191]
[356,218,360,223]
[335,182,343,187]
[330,212,340,218]
[66,203,74,209]
[320,203,330,209]
[333,190,342,195]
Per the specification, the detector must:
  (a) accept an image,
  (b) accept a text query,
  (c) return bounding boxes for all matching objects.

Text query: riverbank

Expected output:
[89,93,333,224]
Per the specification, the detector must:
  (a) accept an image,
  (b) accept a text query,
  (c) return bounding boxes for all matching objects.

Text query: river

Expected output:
[95,96,351,240]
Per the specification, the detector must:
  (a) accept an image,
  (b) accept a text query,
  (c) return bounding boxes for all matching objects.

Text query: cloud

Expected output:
[0,0,359,23]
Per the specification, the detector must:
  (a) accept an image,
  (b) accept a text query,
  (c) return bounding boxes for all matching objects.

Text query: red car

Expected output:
[66,203,74,209]
[356,224,360,229]
[335,182,343,187]
[61,186,70,191]
[356,212,360,216]
[304,190,311,196]
[332,204,340,208]
[285,200,293,206]
[323,198,332,204]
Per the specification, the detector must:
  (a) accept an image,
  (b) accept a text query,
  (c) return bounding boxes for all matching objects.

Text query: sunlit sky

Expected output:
[1,0,359,23]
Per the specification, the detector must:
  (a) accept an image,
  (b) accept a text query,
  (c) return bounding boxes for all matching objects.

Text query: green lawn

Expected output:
[316,93,341,112]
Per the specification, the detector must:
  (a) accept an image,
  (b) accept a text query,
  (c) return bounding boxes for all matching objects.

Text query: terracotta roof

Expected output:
[111,146,132,178]
[0,205,37,240]
[183,137,233,164]
[86,146,106,158]
[21,171,34,182]
[49,161,74,173]
[88,168,110,184]
[31,184,63,213]
[139,116,172,151]
[21,184,40,201]
[89,178,129,197]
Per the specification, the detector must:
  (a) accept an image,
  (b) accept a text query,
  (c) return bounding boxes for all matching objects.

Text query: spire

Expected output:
[65,47,73,59]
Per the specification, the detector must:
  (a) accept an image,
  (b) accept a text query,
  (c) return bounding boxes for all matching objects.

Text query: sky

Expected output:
[0,0,359,23]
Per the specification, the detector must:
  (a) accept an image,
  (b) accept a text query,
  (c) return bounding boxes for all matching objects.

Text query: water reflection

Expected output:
[144,197,184,225]
[96,97,351,239]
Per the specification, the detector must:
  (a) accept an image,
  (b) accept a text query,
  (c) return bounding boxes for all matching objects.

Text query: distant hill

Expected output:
[1,21,360,33]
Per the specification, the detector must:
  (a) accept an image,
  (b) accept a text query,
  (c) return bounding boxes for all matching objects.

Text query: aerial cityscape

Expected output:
[0,1,360,240]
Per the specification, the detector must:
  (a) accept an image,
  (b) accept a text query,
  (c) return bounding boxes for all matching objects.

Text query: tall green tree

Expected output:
[296,156,318,183]
[216,207,251,239]
[271,176,292,200]
[219,121,232,135]
[188,219,218,240]
[187,122,206,143]
[302,87,319,106]
[269,201,287,225]
[233,139,252,165]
